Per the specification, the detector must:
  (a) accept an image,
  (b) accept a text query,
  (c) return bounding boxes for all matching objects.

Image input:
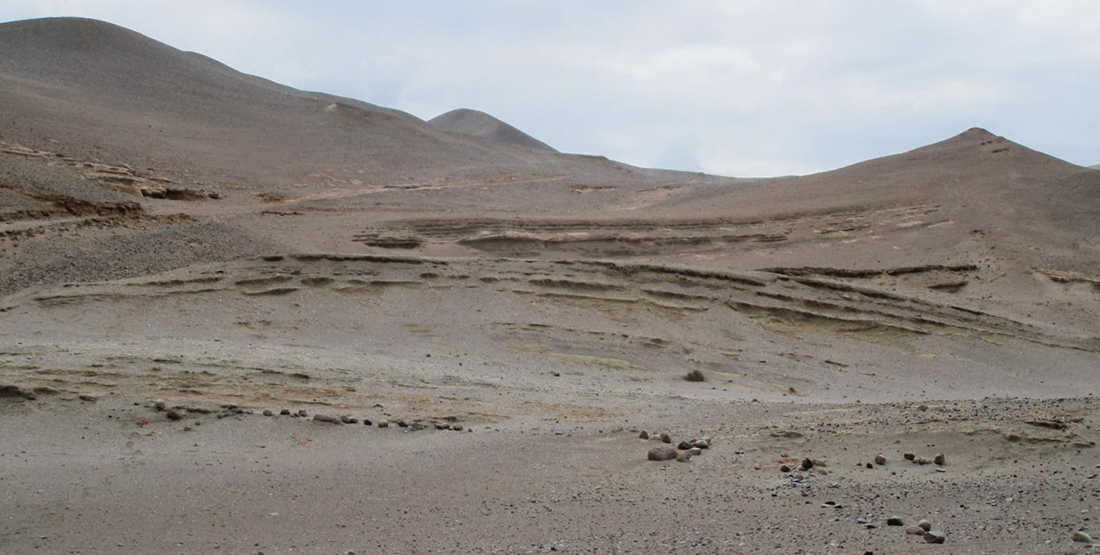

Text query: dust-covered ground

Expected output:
[1,17,1099,555]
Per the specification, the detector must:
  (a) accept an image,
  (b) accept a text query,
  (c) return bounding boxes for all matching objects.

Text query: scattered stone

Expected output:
[452,425,464,432]
[153,399,167,411]
[78,394,97,402]
[780,464,791,473]
[297,409,308,417]
[701,435,712,445]
[339,415,353,424]
[886,516,904,526]
[409,422,424,431]
[905,525,925,535]
[648,446,677,461]
[874,454,887,465]
[660,432,672,444]
[903,452,916,461]
[280,409,290,415]
[688,447,702,456]
[1073,531,1093,543]
[916,456,932,465]
[678,440,693,450]
[692,439,710,449]
[396,420,408,428]
[362,418,372,426]
[676,450,692,462]
[262,409,273,417]
[800,458,814,471]
[166,409,183,421]
[313,414,342,424]
[934,453,945,466]
[639,430,649,440]
[378,420,389,428]
[865,462,873,469]
[923,530,945,544]
[917,519,932,531]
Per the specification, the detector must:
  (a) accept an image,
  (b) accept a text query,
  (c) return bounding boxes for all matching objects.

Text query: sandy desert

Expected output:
[1,17,1099,554]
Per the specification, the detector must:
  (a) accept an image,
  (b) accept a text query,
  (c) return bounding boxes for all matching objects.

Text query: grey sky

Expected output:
[2,1,1097,175]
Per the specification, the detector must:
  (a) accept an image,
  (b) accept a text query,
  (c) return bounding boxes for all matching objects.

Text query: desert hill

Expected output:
[430,108,558,152]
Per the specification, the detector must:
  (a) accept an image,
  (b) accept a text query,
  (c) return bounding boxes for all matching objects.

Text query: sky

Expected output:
[1,0,1098,176]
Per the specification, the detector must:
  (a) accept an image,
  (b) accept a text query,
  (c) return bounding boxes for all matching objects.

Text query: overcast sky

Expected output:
[2,1,1098,175]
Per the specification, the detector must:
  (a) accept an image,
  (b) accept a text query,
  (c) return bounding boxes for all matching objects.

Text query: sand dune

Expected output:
[1,17,1099,554]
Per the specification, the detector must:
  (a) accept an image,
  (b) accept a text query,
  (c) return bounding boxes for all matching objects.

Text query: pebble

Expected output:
[452,425,464,432]
[780,464,791,473]
[648,446,677,461]
[262,409,273,417]
[874,454,886,465]
[800,458,814,471]
[639,430,649,440]
[153,399,167,411]
[280,409,290,415]
[923,530,945,544]
[409,422,424,431]
[297,409,308,417]
[934,453,945,466]
[676,450,692,462]
[166,409,183,421]
[378,420,389,428]
[903,452,915,461]
[692,439,710,449]
[916,456,932,465]
[678,440,693,450]
[660,432,672,444]
[78,394,97,402]
[688,447,702,456]
[886,516,904,526]
[917,519,932,531]
[1073,531,1093,543]
[905,525,925,535]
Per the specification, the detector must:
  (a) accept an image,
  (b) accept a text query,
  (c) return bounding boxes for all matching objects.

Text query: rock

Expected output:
[1073,531,1093,543]
[683,370,705,382]
[280,409,290,415]
[452,425,464,432]
[362,419,372,426]
[923,530,945,544]
[688,447,702,456]
[874,454,886,465]
[339,415,354,424]
[378,420,389,428]
[701,435,712,445]
[692,439,710,449]
[865,462,873,469]
[313,414,342,424]
[886,516,904,526]
[916,456,932,465]
[648,446,677,461]
[917,519,932,531]
[395,419,408,428]
[676,450,692,462]
[905,525,925,535]
[262,409,273,417]
[409,422,424,431]
[800,458,814,471]
[678,440,693,450]
[780,464,791,473]
[934,453,945,466]
[660,432,672,444]
[78,394,97,402]
[166,409,184,421]
[903,452,916,461]
[639,430,649,440]
[297,409,308,417]
[153,399,167,411]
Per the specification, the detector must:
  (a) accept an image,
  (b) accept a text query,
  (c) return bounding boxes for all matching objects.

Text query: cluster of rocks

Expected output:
[643,430,710,462]
[902,451,946,466]
[779,458,818,473]
[151,399,468,432]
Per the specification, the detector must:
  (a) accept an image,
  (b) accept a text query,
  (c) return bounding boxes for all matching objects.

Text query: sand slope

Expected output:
[430,108,558,152]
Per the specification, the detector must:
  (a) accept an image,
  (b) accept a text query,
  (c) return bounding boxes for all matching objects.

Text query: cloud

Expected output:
[1,0,1097,175]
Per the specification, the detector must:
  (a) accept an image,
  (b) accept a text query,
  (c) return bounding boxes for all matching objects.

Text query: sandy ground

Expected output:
[1,16,1100,555]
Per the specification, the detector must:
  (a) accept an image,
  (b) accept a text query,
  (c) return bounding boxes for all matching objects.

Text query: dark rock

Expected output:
[378,420,389,428]
[917,519,932,531]
[683,370,705,382]
[780,464,791,473]
[903,452,915,461]
[886,517,904,526]
[660,432,672,443]
[166,409,184,421]
[639,430,649,440]
[297,409,308,417]
[678,440,693,450]
[262,409,273,417]
[800,458,814,471]
[280,409,290,415]
[874,454,886,465]
[923,530,945,544]
[934,453,945,466]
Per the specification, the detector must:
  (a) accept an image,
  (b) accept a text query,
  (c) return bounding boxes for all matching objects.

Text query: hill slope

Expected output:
[429,108,557,152]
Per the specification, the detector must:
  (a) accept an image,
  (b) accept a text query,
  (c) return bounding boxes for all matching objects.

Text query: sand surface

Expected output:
[1,17,1099,554]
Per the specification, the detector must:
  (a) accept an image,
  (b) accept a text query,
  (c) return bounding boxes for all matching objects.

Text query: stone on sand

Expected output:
[648,446,677,461]
[923,530,945,544]
[874,454,886,465]
[1073,531,1093,543]
[676,450,692,462]
[153,399,166,411]
[166,409,183,421]
[313,414,342,424]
